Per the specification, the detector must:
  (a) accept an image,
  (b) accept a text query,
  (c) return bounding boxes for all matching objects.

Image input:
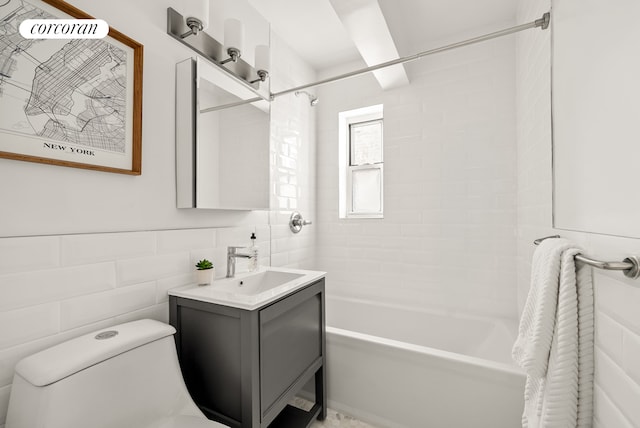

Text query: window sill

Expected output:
[343,213,384,220]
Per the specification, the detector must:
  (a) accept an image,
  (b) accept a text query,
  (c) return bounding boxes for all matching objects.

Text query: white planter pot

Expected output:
[196,268,215,286]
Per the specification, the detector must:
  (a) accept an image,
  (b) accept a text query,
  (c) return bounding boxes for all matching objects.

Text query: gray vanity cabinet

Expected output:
[169,279,326,428]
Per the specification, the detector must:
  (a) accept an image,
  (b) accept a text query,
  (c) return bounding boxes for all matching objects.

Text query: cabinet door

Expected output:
[259,284,322,420]
[175,300,243,424]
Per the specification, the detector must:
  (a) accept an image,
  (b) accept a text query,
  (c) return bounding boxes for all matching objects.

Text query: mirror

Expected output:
[176,57,270,210]
[552,0,640,237]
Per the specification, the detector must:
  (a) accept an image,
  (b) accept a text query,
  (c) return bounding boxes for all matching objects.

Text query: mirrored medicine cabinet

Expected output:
[552,0,640,237]
[176,57,271,210]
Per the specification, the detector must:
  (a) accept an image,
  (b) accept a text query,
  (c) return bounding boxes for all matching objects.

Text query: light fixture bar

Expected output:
[271,12,550,99]
[167,7,269,99]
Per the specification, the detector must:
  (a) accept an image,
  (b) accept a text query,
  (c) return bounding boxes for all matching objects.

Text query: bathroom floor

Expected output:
[291,398,377,428]
[309,408,377,428]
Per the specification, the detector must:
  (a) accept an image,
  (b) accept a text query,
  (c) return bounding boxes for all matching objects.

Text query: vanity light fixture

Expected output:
[219,19,244,65]
[180,17,204,38]
[167,5,270,91]
[249,45,270,84]
[179,0,208,39]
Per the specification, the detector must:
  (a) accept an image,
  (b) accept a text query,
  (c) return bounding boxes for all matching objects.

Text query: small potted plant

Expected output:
[195,259,215,286]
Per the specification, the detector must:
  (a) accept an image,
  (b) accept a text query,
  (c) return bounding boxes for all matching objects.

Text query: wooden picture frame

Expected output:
[0,0,143,175]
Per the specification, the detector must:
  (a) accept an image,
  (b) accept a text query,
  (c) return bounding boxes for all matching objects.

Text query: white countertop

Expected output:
[168,266,326,310]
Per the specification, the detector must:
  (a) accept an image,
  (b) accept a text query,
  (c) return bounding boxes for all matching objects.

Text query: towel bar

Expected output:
[533,235,640,279]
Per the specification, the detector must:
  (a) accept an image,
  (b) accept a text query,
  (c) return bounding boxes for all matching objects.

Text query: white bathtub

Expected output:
[324,296,525,428]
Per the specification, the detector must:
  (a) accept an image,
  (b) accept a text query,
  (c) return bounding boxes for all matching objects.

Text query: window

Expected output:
[339,105,383,219]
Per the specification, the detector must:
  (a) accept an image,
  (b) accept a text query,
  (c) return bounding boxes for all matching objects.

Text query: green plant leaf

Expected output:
[195,259,214,270]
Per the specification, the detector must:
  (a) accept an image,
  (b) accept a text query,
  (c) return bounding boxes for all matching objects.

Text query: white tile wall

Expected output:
[0,237,59,274]
[156,229,216,254]
[61,232,156,266]
[59,282,157,331]
[0,304,59,349]
[0,225,271,425]
[516,0,640,425]
[268,34,318,271]
[593,386,634,428]
[117,253,191,287]
[594,348,640,424]
[316,33,518,320]
[0,263,116,312]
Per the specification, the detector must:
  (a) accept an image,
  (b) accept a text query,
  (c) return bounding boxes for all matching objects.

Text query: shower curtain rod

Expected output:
[201,12,550,113]
[270,12,550,99]
[201,97,265,113]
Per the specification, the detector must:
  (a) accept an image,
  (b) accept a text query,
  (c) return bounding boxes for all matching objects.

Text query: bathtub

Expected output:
[324,296,525,428]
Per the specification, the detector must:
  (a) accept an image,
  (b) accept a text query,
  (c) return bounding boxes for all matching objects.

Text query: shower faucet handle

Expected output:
[289,211,312,233]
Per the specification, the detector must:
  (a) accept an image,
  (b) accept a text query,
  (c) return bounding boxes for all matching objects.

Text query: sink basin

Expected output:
[168,267,326,310]
[215,270,304,295]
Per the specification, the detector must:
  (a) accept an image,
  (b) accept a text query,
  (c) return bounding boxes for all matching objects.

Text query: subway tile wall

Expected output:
[0,226,270,425]
[268,34,317,270]
[316,34,518,321]
[516,0,640,426]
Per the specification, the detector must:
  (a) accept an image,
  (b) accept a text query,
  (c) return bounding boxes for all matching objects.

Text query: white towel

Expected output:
[512,238,594,428]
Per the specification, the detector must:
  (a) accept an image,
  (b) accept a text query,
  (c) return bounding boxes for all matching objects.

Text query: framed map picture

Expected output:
[0,0,143,174]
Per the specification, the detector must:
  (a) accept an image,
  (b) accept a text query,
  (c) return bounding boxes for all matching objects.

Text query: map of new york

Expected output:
[0,0,128,153]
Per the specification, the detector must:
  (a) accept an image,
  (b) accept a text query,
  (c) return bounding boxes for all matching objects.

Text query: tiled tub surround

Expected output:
[516,0,640,426]
[316,30,519,322]
[324,296,524,427]
[0,226,274,426]
[313,27,524,428]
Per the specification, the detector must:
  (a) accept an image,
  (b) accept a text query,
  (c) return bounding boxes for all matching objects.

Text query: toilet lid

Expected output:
[146,415,228,428]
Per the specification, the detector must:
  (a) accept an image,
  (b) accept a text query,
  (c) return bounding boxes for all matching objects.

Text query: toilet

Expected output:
[5,319,228,428]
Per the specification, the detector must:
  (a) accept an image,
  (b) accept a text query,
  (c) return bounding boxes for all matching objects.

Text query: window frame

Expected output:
[346,163,384,218]
[338,105,384,219]
[349,118,383,166]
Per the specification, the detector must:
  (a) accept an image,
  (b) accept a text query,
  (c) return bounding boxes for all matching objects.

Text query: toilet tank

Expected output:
[6,319,204,428]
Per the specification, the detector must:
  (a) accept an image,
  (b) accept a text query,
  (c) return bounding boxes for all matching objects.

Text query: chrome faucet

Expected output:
[226,246,252,278]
